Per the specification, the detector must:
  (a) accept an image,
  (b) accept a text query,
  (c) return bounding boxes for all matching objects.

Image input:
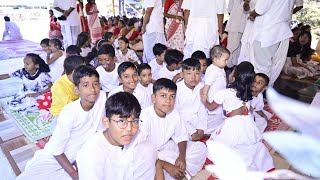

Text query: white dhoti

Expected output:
[61,25,80,49]
[142,32,166,63]
[205,113,225,135]
[253,110,272,133]
[227,32,242,68]
[158,140,207,179]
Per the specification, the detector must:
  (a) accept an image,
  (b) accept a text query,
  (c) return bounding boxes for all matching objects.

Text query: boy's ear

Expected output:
[74,86,79,95]
[118,77,123,84]
[263,86,268,92]
[102,117,110,129]
[151,94,156,104]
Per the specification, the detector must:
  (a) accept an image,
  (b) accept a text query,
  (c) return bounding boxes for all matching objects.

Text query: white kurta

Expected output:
[76,131,157,180]
[251,93,272,133]
[96,63,120,93]
[148,59,167,79]
[154,66,181,81]
[48,50,65,82]
[137,82,153,102]
[17,91,106,179]
[175,80,208,137]
[140,106,207,178]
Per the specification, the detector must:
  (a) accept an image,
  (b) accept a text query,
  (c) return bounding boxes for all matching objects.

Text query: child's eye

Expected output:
[161,94,166,98]
[170,95,175,99]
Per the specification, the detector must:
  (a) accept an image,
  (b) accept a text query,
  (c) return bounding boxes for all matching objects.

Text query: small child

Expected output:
[175,58,208,141]
[66,45,82,57]
[108,62,151,109]
[148,43,167,81]
[115,37,140,65]
[154,49,183,83]
[77,92,157,179]
[191,50,208,83]
[47,38,65,82]
[39,38,50,60]
[17,65,106,180]
[103,31,116,46]
[0,53,52,112]
[137,63,153,100]
[88,39,109,67]
[140,78,207,180]
[96,44,120,95]
[251,73,272,133]
[76,32,92,57]
[202,45,230,134]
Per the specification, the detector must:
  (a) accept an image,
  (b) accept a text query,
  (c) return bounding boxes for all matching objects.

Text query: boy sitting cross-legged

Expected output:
[140,78,207,180]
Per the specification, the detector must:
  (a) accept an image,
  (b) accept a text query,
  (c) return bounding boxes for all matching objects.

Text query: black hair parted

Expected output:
[228,61,255,102]
[25,53,50,73]
[137,63,151,76]
[209,45,230,59]
[4,16,10,22]
[118,36,129,44]
[153,43,167,56]
[105,92,141,119]
[117,62,137,76]
[255,73,270,86]
[73,65,100,87]
[191,50,207,60]
[49,38,64,50]
[40,38,50,46]
[76,33,90,48]
[153,78,177,94]
[64,55,86,75]
[97,44,115,57]
[164,49,184,66]
[103,32,114,41]
[182,58,201,71]
[66,45,82,56]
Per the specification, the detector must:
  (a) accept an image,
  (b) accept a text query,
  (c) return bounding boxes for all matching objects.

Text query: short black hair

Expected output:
[73,65,100,87]
[105,92,141,119]
[103,32,114,41]
[98,44,115,57]
[182,58,201,71]
[153,78,177,93]
[50,38,64,50]
[118,37,129,44]
[4,16,10,22]
[256,73,270,86]
[191,51,206,60]
[40,38,50,46]
[137,63,151,76]
[164,49,184,66]
[210,45,230,59]
[66,45,82,56]
[76,33,90,48]
[64,55,85,75]
[153,43,167,56]
[117,62,137,76]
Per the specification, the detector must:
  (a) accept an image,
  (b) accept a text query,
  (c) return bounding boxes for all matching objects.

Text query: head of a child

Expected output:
[95,39,109,51]
[210,45,230,69]
[24,53,50,74]
[182,58,201,89]
[298,31,312,47]
[66,45,82,57]
[49,38,64,53]
[164,49,184,70]
[292,27,301,42]
[191,50,207,74]
[40,38,50,53]
[76,33,90,48]
[104,32,116,44]
[229,61,255,102]
[64,55,86,83]
[251,73,269,94]
[153,43,167,64]
[118,37,129,51]
[98,44,116,71]
[118,19,125,29]
[137,63,152,87]
[152,78,177,117]
[107,17,113,27]
[118,62,138,93]
[103,92,141,146]
[4,16,10,22]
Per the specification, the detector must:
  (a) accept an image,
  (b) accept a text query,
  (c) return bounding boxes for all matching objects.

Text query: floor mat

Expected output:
[0,40,42,61]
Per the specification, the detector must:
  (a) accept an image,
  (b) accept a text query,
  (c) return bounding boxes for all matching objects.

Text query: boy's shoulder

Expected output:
[108,85,123,98]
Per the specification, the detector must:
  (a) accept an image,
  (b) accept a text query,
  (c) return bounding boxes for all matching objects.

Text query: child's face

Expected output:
[152,88,176,116]
[119,68,138,92]
[23,56,38,74]
[49,42,57,53]
[299,33,310,46]
[98,54,115,72]
[199,59,207,74]
[118,40,128,51]
[41,43,50,53]
[156,51,166,63]
[103,114,139,146]
[173,61,183,70]
[182,69,201,89]
[213,53,229,68]
[75,75,101,107]
[109,35,116,44]
[251,76,267,93]
[139,69,152,87]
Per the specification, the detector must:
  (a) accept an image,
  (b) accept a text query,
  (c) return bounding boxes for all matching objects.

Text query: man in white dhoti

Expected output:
[142,0,166,63]
[77,92,157,180]
[182,0,226,59]
[53,0,80,49]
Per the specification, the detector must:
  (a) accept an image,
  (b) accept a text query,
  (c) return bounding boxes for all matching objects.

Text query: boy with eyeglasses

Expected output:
[77,92,157,179]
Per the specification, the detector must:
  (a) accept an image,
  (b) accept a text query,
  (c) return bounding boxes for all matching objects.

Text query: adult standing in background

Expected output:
[77,0,89,33]
[2,16,23,41]
[142,0,166,63]
[53,0,80,49]
[85,0,102,44]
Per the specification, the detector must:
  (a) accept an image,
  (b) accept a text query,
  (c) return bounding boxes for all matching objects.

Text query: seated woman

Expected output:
[2,16,23,41]
[127,20,143,51]
[283,31,320,79]
[119,18,135,38]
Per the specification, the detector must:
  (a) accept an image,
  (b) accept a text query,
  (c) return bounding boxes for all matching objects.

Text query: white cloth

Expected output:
[17,91,106,179]
[108,85,152,109]
[115,49,140,64]
[96,63,120,93]
[2,21,23,40]
[226,32,242,67]
[53,0,80,26]
[142,32,166,63]
[251,93,272,133]
[80,47,91,57]
[144,0,164,34]
[154,66,181,81]
[140,106,207,178]
[77,131,157,180]
[48,50,65,82]
[175,80,208,137]
[148,59,167,79]
[137,82,153,102]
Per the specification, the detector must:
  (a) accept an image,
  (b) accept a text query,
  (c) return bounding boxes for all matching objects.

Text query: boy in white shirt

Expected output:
[140,78,207,180]
[201,45,230,134]
[17,65,106,180]
[148,43,167,81]
[191,50,208,83]
[154,49,183,82]
[251,73,272,133]
[77,92,157,180]
[175,58,208,141]
[108,62,151,109]
[96,44,120,95]
[137,63,153,101]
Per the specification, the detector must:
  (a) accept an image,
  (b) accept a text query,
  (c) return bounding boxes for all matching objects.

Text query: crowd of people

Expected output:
[0,0,320,179]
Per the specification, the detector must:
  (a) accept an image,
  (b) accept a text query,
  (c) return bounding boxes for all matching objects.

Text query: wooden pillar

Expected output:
[112,0,115,16]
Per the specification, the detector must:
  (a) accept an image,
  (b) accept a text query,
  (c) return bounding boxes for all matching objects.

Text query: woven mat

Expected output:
[0,40,42,61]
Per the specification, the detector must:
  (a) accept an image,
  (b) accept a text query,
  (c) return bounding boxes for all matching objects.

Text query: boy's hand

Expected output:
[166,163,185,179]
[175,155,186,171]
[26,93,39,97]
[191,132,201,141]
[200,88,208,103]
[197,129,204,139]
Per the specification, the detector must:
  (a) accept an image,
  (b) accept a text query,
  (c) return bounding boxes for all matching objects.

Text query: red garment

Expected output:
[77,3,89,32]
[37,92,52,110]
[164,0,174,12]
[113,26,120,36]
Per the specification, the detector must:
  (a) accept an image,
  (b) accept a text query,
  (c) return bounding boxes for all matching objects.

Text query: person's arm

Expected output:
[184,10,190,28]
[0,74,10,80]
[54,7,65,14]
[256,110,268,120]
[293,6,303,14]
[217,14,224,37]
[64,7,75,17]
[157,159,185,179]
[175,141,187,170]
[172,72,182,83]
[26,82,52,97]
[141,7,154,34]
[201,84,210,101]
[248,10,261,21]
[47,51,63,65]
[54,153,78,180]
[243,0,251,11]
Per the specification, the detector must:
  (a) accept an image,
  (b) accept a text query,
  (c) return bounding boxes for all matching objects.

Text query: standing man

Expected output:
[142,0,166,63]
[182,0,226,59]
[53,0,80,49]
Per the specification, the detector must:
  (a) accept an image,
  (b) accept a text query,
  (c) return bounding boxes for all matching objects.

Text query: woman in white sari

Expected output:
[85,0,102,43]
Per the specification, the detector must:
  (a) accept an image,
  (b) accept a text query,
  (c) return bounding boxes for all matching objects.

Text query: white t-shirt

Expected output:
[148,58,166,79]
[96,63,120,93]
[49,50,65,82]
[154,66,181,81]
[251,93,264,112]
[144,0,164,34]
[53,0,80,26]
[115,49,140,64]
[137,82,153,102]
